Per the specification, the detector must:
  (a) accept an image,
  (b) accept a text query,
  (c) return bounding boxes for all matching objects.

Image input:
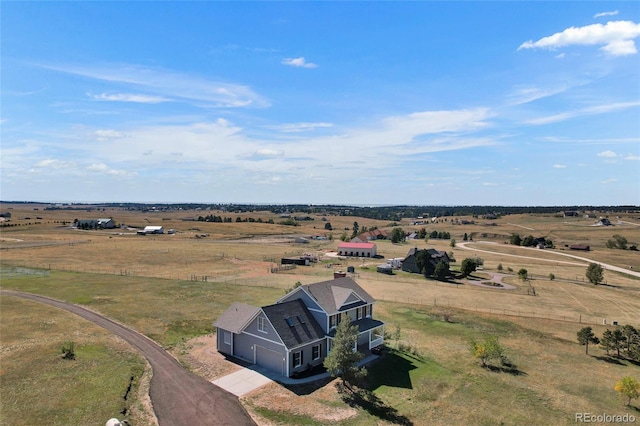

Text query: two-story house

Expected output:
[214,277,385,378]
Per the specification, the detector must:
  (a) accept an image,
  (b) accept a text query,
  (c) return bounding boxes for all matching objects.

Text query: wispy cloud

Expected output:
[542,136,639,145]
[40,63,270,108]
[506,85,569,105]
[94,129,125,141]
[270,122,333,132]
[89,92,169,104]
[624,155,640,161]
[553,164,567,169]
[524,101,640,125]
[601,178,618,184]
[594,11,619,19]
[518,20,640,56]
[281,57,318,68]
[597,150,617,158]
[87,163,135,176]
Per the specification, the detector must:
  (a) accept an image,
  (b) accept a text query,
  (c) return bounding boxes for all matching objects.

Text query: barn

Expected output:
[337,242,377,257]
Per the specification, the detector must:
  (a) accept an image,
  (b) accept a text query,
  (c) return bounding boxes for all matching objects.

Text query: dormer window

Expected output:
[258,316,267,333]
[285,317,294,327]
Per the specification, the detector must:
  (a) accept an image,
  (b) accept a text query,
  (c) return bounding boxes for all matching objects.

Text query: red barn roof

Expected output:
[338,242,376,249]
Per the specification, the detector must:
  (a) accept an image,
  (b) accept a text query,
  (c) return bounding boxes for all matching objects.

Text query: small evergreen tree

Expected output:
[324,313,367,390]
[433,260,450,281]
[577,327,600,355]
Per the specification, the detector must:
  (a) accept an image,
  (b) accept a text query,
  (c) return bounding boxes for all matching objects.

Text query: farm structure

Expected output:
[137,226,164,235]
[214,276,385,378]
[337,242,377,257]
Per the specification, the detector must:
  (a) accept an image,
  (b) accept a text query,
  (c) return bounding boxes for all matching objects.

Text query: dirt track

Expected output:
[0,290,255,426]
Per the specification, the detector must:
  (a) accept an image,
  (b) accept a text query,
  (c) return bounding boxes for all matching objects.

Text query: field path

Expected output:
[458,241,640,278]
[0,290,255,426]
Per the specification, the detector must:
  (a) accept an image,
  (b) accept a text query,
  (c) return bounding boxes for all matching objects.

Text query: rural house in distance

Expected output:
[214,277,385,378]
[402,247,450,274]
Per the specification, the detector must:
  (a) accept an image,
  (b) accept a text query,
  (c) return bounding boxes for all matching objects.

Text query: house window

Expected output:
[293,351,303,367]
[223,331,231,345]
[258,317,267,333]
[312,344,321,360]
[356,307,363,320]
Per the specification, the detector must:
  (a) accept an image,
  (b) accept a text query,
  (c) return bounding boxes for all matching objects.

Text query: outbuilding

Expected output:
[337,242,377,257]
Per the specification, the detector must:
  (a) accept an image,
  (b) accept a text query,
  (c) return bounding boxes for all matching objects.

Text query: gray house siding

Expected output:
[217,330,233,355]
[402,255,419,273]
[246,313,282,343]
[289,339,327,376]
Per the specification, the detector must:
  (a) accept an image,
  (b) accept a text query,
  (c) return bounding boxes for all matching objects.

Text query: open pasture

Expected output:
[2,204,640,329]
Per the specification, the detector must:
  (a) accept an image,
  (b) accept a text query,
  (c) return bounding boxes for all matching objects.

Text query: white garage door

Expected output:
[255,345,284,376]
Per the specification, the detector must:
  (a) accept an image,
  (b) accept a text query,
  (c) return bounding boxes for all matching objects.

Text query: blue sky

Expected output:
[2,2,639,205]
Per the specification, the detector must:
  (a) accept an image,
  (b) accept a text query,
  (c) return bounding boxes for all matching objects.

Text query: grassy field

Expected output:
[0,296,151,426]
[2,203,640,424]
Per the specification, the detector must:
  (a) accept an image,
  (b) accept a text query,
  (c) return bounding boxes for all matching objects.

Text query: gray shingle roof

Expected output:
[213,302,260,334]
[302,277,375,315]
[262,299,325,349]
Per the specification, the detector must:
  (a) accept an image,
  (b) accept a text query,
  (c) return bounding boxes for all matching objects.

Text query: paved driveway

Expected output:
[212,368,273,397]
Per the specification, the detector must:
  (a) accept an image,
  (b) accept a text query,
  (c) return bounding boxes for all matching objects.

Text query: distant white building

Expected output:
[138,225,164,235]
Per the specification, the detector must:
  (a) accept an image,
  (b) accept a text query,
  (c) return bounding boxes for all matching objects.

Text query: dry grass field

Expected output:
[2,203,640,424]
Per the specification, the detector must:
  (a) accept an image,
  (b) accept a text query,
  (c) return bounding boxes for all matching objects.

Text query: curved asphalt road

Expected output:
[0,290,255,426]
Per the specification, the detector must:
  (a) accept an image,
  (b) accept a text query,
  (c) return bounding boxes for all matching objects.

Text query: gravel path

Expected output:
[0,290,256,426]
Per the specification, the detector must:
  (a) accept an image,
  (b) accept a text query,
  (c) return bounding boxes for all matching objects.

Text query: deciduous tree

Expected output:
[586,263,604,285]
[517,268,528,282]
[615,376,640,406]
[460,258,477,277]
[469,335,504,368]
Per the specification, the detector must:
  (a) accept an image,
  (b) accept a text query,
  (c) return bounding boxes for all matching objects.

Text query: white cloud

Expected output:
[524,101,640,125]
[597,150,617,158]
[594,11,619,19]
[281,57,318,68]
[34,159,76,169]
[601,178,618,184]
[553,164,567,168]
[271,122,333,132]
[518,20,640,56]
[624,154,640,161]
[41,63,269,108]
[254,148,284,157]
[90,92,169,103]
[94,129,125,141]
[87,163,135,176]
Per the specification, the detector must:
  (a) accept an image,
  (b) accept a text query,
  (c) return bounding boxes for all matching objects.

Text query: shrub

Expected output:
[61,340,75,360]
